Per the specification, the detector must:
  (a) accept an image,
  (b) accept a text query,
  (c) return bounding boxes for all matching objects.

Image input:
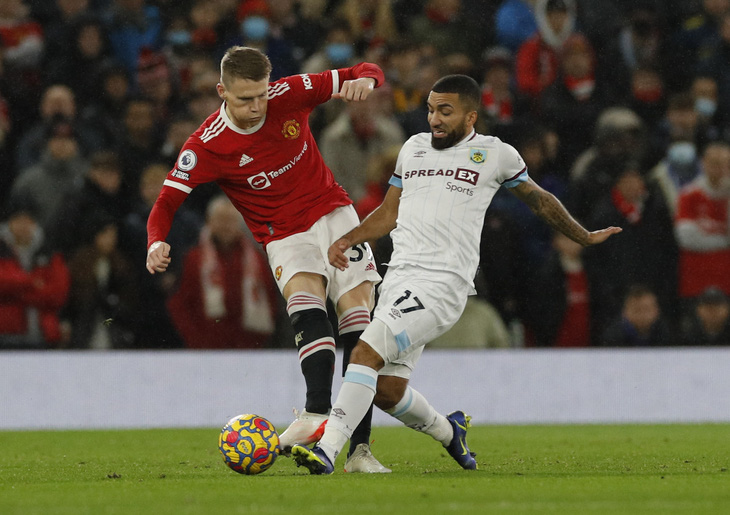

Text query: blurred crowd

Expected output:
[1,0,730,350]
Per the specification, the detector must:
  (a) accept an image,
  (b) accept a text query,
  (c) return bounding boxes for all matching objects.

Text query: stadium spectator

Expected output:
[0,195,70,349]
[568,107,647,220]
[515,0,578,104]
[337,0,398,51]
[14,84,102,170]
[540,33,609,171]
[597,3,666,101]
[135,48,184,127]
[648,95,704,217]
[122,163,201,349]
[479,46,518,128]
[627,67,667,135]
[225,13,300,80]
[64,217,139,349]
[675,141,730,300]
[691,75,724,139]
[395,59,443,137]
[429,296,511,349]
[103,0,163,74]
[80,62,132,151]
[116,97,163,203]
[407,0,482,60]
[48,150,127,257]
[320,84,405,203]
[599,284,675,346]
[584,161,678,338]
[44,14,112,110]
[681,286,730,346]
[494,0,538,54]
[670,0,730,90]
[527,231,591,347]
[0,0,44,127]
[167,196,277,349]
[10,116,90,231]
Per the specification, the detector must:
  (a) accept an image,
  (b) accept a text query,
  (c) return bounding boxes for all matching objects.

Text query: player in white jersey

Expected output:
[291,75,622,474]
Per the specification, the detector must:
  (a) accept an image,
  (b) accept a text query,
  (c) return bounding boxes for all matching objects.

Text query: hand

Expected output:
[332,78,375,102]
[146,241,172,274]
[586,226,623,245]
[328,238,351,271]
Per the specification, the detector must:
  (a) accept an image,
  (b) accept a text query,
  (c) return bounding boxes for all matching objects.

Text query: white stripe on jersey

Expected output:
[163,179,192,193]
[331,69,340,95]
[200,115,225,143]
[268,82,290,99]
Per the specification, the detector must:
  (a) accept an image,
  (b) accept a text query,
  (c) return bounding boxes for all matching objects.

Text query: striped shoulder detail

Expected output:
[200,113,226,143]
[268,81,291,99]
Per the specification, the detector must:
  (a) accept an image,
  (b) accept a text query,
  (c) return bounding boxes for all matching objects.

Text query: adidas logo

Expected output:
[239,153,253,167]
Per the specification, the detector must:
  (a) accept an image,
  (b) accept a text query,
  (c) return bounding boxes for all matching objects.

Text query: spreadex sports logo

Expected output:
[403,167,479,196]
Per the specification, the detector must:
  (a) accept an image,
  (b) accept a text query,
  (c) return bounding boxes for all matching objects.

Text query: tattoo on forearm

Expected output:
[527,190,590,245]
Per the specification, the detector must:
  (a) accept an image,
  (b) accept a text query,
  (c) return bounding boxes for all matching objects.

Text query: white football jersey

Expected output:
[387,130,528,288]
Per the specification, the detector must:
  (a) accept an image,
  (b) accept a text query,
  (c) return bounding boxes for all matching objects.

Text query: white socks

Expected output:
[385,386,453,446]
[317,364,378,462]
[317,369,455,463]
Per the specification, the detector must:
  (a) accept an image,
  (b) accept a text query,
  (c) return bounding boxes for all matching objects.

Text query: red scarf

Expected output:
[611,187,643,224]
[563,74,595,101]
[481,86,513,122]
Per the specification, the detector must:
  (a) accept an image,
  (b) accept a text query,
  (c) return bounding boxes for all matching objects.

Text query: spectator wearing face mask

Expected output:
[224,13,299,80]
[649,94,704,217]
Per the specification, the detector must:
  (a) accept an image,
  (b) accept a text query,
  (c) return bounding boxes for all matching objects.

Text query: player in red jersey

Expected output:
[146,47,388,472]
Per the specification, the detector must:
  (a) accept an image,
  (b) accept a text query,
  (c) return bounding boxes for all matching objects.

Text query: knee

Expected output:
[350,341,384,370]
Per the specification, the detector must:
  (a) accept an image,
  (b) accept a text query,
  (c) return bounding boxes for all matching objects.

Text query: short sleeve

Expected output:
[497,141,529,188]
[388,142,408,189]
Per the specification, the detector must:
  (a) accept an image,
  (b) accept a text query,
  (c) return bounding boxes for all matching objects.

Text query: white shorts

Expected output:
[360,265,470,379]
[265,205,381,305]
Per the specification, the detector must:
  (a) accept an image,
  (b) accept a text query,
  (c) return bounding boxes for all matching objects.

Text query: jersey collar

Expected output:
[454,129,478,148]
[220,101,267,135]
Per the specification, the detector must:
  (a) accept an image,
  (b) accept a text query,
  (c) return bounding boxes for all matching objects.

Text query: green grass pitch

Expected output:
[2,424,729,514]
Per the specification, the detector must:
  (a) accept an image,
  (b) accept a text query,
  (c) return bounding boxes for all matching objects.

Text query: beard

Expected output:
[430,121,468,149]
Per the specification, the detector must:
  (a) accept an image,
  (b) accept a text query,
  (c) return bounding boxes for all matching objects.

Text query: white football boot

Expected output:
[278,409,328,456]
[343,443,392,473]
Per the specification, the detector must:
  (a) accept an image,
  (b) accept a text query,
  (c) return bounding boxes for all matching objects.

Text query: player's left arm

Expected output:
[329,185,401,270]
[510,178,622,246]
[332,62,385,102]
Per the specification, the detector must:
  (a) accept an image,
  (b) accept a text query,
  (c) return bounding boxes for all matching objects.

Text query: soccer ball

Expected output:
[218,414,280,475]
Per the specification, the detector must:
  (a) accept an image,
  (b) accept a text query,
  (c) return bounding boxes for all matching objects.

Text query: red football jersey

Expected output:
[148,63,384,247]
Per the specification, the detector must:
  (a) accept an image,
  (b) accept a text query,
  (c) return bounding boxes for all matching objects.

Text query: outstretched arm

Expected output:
[509,178,622,246]
[328,185,402,270]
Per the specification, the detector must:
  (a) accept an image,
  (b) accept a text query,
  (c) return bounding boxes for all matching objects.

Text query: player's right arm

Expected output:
[145,182,188,274]
[328,185,401,270]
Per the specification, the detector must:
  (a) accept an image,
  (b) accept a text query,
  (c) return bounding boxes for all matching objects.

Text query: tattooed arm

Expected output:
[509,178,622,246]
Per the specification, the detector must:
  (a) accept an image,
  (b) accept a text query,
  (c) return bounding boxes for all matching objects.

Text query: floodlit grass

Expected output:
[1,424,729,514]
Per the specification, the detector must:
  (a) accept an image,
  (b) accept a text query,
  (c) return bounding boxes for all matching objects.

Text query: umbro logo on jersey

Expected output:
[239,153,253,167]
